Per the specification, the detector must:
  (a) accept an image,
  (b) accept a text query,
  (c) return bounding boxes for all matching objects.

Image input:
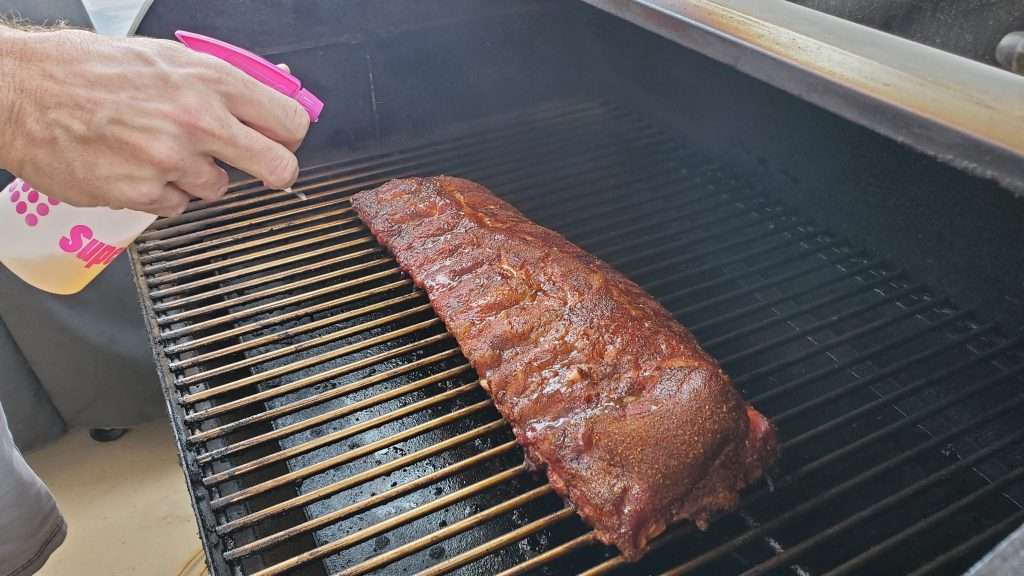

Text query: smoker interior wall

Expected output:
[789,0,1024,68]
[136,0,594,166]
[138,0,1024,331]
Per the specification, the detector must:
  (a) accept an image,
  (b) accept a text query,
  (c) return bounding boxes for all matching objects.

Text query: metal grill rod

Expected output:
[748,311,974,404]
[250,466,535,576]
[686,259,893,331]
[177,300,430,377]
[144,217,359,271]
[210,400,496,508]
[188,349,462,443]
[150,241,380,302]
[145,224,366,277]
[700,265,895,349]
[564,185,750,248]
[627,225,819,285]
[139,208,356,262]
[494,533,598,576]
[170,293,425,368]
[184,333,452,421]
[215,420,510,535]
[149,234,373,288]
[223,440,520,559]
[717,284,928,365]
[161,259,397,325]
[202,380,482,485]
[415,508,578,576]
[162,279,411,341]
[657,238,845,315]
[152,246,383,306]
[825,467,1024,576]
[181,318,443,399]
[905,508,1024,576]
[735,431,1024,576]
[782,335,1018,445]
[731,296,948,388]
[196,365,470,462]
[337,500,572,576]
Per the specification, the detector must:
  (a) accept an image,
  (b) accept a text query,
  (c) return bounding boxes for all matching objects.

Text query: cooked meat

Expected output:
[351,176,777,560]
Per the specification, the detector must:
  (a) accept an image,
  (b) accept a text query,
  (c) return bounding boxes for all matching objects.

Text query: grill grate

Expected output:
[130,100,1024,576]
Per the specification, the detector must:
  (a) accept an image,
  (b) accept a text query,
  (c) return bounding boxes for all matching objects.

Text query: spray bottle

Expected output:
[0,31,322,295]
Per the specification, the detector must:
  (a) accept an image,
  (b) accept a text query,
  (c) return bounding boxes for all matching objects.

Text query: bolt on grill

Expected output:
[130,100,1024,575]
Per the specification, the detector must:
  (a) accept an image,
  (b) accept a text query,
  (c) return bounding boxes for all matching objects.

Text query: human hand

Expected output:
[0,28,310,216]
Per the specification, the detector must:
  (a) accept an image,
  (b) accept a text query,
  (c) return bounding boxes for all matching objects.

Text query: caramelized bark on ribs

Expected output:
[351,176,776,560]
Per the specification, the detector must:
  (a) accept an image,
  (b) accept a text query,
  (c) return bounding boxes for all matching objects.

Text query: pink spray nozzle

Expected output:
[175,30,323,123]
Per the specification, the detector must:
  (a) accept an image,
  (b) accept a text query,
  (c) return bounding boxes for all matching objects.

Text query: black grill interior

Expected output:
[131,100,1024,576]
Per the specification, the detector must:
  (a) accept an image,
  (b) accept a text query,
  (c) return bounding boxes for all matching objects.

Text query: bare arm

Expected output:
[0,26,309,216]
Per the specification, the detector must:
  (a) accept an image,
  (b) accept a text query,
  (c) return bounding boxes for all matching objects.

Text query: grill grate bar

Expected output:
[184,333,452,421]
[150,241,380,303]
[655,237,843,311]
[720,287,933,367]
[745,306,962,403]
[143,217,360,271]
[162,278,411,340]
[177,299,430,379]
[701,267,896,349]
[415,507,578,576]
[251,466,533,576]
[139,208,356,263]
[736,434,1024,576]
[331,487,560,576]
[732,296,946,387]
[783,336,1019,447]
[905,508,1024,576]
[210,400,496,509]
[196,364,471,462]
[202,380,482,485]
[160,259,397,326]
[151,245,383,305]
[216,420,511,536]
[686,258,893,331]
[224,440,521,559]
[494,532,599,576]
[824,467,1024,576]
[188,349,462,443]
[182,323,445,402]
[779,364,1024,486]
[145,225,366,278]
[170,293,425,368]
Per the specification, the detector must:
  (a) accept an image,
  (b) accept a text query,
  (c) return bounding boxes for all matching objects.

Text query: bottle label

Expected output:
[0,179,155,294]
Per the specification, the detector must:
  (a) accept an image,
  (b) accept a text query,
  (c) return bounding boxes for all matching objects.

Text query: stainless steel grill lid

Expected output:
[131,101,1024,575]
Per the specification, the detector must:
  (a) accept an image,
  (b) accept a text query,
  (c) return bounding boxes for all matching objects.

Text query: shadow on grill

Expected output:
[130,101,1024,576]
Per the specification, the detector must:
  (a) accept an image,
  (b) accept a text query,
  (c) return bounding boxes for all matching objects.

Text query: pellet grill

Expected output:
[129,2,1024,575]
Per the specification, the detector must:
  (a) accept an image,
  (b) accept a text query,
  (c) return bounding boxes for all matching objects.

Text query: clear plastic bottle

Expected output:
[0,178,156,294]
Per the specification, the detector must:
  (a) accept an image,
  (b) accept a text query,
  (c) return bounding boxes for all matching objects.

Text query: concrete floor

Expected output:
[26,420,206,576]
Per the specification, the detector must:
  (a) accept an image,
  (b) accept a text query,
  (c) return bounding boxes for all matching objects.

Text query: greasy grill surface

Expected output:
[130,101,1024,576]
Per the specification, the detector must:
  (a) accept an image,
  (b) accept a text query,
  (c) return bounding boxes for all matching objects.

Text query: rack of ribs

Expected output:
[351,176,777,560]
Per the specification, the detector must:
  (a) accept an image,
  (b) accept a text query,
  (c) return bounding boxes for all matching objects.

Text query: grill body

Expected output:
[131,2,1024,575]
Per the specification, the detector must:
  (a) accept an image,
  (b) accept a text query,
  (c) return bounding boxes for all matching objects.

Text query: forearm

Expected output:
[0,25,44,175]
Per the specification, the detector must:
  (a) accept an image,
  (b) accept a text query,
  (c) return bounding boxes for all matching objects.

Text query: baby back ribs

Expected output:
[351,176,776,560]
